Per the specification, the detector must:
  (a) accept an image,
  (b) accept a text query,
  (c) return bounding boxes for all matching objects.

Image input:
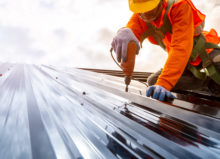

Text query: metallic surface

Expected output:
[0,64,219,159]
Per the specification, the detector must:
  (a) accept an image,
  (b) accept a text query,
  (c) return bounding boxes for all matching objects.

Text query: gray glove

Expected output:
[111,28,140,62]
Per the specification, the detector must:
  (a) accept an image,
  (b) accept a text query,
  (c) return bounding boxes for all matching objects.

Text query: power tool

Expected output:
[111,41,137,92]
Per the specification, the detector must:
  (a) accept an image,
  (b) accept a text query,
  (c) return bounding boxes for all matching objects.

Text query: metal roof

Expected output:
[0,63,219,159]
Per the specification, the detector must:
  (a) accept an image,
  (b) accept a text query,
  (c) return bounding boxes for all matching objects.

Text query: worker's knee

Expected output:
[147,69,162,86]
[147,75,157,86]
[210,49,220,70]
[210,49,220,62]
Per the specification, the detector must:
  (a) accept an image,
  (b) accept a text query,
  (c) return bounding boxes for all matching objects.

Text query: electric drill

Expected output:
[121,41,137,92]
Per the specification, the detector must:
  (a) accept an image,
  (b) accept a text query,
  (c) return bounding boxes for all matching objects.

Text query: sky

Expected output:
[0,0,219,72]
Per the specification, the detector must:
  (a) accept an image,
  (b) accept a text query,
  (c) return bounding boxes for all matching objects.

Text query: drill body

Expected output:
[121,42,137,92]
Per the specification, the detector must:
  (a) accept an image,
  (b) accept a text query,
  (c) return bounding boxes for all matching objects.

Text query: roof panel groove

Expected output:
[0,64,219,159]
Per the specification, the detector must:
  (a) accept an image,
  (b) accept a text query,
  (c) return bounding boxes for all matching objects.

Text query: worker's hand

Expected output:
[111,28,140,62]
[146,85,176,101]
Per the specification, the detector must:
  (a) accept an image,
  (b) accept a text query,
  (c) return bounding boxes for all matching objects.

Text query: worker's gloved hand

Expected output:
[146,85,176,101]
[111,28,140,62]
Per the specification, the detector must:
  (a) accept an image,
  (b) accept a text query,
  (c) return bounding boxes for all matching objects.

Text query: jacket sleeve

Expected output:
[126,13,147,41]
[155,1,194,91]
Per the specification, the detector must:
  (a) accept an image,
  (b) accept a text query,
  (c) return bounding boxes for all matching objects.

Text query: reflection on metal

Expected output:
[0,64,219,159]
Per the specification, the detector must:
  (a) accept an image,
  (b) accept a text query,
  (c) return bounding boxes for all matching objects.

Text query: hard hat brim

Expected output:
[129,0,161,13]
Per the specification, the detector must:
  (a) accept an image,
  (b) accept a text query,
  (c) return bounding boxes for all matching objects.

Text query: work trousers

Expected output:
[147,49,220,94]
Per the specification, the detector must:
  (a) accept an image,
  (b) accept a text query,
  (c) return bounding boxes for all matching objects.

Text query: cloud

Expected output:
[75,44,117,69]
[0,3,7,8]
[191,0,220,33]
[53,29,67,40]
[96,28,114,46]
[211,6,220,30]
[39,0,55,9]
[0,25,46,63]
[0,0,218,72]
[96,0,118,4]
[0,0,130,68]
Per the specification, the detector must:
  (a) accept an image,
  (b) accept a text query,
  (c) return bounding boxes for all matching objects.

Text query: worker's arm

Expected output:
[155,1,194,91]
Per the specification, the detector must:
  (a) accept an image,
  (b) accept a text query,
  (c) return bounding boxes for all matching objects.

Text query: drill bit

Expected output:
[125,76,131,92]
[125,85,129,92]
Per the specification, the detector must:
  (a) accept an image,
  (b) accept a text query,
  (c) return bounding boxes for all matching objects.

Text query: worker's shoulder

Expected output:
[174,0,189,4]
[172,0,191,8]
[169,0,192,15]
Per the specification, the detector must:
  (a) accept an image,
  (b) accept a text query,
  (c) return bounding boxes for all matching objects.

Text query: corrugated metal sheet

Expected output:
[0,63,219,159]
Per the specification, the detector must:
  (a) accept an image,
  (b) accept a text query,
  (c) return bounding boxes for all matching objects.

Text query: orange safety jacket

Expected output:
[126,0,220,91]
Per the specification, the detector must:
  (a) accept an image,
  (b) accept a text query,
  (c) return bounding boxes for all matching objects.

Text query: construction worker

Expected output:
[111,0,220,101]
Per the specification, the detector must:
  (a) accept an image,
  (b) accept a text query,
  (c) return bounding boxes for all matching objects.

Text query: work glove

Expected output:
[146,85,176,101]
[111,28,140,62]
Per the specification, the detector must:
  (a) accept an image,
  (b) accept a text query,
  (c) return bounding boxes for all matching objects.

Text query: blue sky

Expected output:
[0,0,219,71]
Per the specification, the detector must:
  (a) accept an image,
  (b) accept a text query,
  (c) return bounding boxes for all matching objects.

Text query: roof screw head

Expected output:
[56,77,58,79]
[82,91,86,95]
